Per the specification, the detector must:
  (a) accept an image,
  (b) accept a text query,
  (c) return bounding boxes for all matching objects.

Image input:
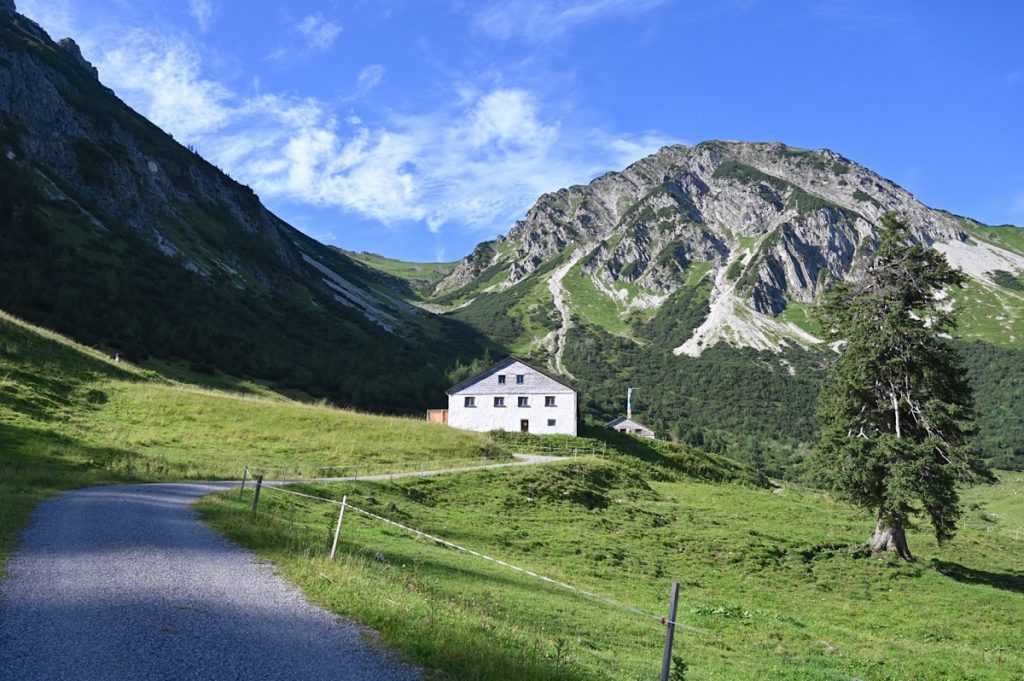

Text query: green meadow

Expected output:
[198,462,1024,681]
[2,308,1023,680]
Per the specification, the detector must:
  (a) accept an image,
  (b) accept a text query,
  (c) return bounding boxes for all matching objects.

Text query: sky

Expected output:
[17,0,1024,262]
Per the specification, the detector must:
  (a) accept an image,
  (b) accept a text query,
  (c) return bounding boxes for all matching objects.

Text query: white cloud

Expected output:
[188,0,214,32]
[345,64,385,101]
[295,14,342,51]
[473,0,667,41]
[98,31,233,139]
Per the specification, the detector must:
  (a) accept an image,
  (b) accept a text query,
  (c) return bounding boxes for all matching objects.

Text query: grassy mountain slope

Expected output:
[0,9,490,413]
[200,459,1024,680]
[0,310,503,571]
[342,249,457,301]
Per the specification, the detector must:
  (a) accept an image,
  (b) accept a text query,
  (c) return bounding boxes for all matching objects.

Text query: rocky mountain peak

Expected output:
[434,140,1024,361]
[57,37,98,79]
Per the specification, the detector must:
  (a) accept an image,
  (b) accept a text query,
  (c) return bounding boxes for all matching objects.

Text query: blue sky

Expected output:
[19,0,1024,262]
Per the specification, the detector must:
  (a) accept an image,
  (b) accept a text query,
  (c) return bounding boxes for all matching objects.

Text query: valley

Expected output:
[1,3,1023,679]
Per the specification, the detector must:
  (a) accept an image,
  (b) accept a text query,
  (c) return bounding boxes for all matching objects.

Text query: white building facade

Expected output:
[447,357,577,436]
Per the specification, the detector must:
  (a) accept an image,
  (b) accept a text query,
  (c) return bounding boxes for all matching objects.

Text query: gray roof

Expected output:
[446,356,576,396]
[604,416,655,432]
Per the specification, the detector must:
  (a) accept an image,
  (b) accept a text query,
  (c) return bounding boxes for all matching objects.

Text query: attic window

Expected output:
[516,375,525,384]
[464,396,475,408]
[498,374,506,384]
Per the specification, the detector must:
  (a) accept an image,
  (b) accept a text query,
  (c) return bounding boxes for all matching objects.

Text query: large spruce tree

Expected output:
[812,213,987,561]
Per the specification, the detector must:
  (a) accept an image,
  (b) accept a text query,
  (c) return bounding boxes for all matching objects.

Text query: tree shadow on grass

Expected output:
[931,559,1024,594]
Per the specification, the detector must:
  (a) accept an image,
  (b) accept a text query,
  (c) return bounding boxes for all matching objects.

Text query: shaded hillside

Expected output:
[0,6,489,411]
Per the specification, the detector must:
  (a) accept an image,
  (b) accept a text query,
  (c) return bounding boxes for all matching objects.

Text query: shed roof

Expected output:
[604,416,655,432]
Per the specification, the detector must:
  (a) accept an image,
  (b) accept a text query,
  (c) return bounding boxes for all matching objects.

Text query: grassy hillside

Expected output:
[342,249,457,300]
[199,459,1024,680]
[0,311,504,570]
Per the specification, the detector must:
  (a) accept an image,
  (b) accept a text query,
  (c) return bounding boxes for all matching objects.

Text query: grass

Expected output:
[343,250,457,298]
[0,310,505,572]
[198,460,1024,680]
[966,224,1024,258]
[774,302,821,337]
[563,258,631,337]
[951,279,1024,347]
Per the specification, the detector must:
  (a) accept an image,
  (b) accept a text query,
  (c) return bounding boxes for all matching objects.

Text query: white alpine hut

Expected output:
[446,356,577,436]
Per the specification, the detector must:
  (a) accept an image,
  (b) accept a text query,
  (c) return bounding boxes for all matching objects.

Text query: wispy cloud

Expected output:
[295,13,342,51]
[472,0,667,42]
[188,0,214,32]
[215,87,667,234]
[346,64,385,101]
[99,30,234,139]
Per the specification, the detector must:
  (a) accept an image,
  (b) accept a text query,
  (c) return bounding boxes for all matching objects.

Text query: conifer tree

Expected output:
[812,213,987,560]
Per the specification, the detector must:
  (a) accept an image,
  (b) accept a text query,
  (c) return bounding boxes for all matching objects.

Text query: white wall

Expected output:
[448,360,577,436]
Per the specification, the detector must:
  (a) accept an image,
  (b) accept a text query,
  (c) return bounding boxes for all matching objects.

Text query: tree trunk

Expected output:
[868,515,914,561]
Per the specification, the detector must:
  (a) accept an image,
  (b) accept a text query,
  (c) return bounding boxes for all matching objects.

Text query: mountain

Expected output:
[435,141,1024,355]
[0,4,488,411]
[405,141,1024,472]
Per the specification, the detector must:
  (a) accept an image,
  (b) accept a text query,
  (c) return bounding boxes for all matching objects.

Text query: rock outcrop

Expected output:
[57,38,98,79]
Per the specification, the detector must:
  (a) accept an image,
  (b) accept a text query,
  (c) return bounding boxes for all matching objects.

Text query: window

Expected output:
[464,396,475,407]
[515,374,525,384]
[494,396,505,407]
[497,374,506,384]
[544,396,556,407]
[518,396,529,407]
[547,419,556,427]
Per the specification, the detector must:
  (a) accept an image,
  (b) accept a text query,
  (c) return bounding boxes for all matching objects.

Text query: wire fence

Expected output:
[247,455,522,482]
[497,436,608,458]
[241,473,874,680]
[254,479,703,635]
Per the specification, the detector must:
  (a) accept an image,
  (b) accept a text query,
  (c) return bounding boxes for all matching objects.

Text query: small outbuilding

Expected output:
[604,416,656,439]
[444,356,578,436]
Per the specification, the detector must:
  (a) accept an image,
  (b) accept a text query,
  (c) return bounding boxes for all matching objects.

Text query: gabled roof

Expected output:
[446,355,576,395]
[604,416,655,432]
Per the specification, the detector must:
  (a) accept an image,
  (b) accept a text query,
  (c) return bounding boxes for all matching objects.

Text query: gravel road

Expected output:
[0,482,422,681]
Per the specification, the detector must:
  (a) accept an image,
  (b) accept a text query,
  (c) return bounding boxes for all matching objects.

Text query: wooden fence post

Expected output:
[239,466,248,497]
[660,582,680,681]
[251,475,263,514]
[330,496,347,560]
